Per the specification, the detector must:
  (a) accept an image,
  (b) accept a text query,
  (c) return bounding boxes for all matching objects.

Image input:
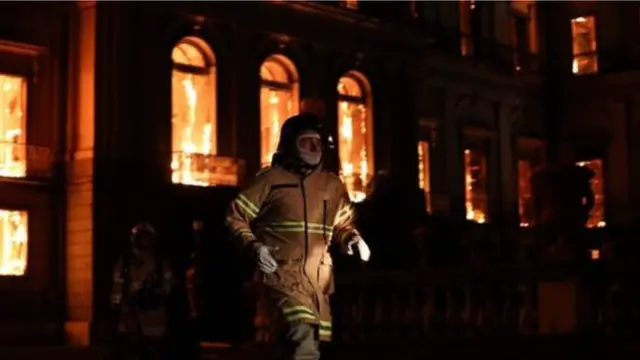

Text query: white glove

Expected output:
[347,236,371,262]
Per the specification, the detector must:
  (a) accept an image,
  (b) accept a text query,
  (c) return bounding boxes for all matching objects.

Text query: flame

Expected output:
[0,210,27,276]
[464,149,487,223]
[0,74,26,178]
[171,74,216,186]
[417,141,432,212]
[260,88,295,168]
[338,101,369,203]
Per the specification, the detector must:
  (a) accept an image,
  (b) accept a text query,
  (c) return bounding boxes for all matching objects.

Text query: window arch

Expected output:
[260,55,300,168]
[337,71,374,203]
[170,37,217,186]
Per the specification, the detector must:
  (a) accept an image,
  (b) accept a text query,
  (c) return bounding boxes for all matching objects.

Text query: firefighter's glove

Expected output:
[253,243,279,273]
[347,236,371,262]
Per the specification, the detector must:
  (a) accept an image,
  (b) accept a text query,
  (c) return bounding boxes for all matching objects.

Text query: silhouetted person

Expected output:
[110,222,174,360]
[355,172,423,269]
[531,149,595,259]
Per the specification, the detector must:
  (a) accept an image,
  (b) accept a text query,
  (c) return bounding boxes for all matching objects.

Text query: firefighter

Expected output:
[110,222,174,360]
[225,113,371,359]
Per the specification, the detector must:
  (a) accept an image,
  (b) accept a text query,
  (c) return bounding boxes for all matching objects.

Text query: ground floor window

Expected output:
[576,159,605,228]
[464,148,488,223]
[417,140,432,213]
[517,160,534,227]
[0,209,27,276]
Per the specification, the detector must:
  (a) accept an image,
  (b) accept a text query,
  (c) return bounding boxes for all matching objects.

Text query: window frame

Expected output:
[170,36,220,187]
[570,14,599,75]
[336,71,374,203]
[259,54,300,169]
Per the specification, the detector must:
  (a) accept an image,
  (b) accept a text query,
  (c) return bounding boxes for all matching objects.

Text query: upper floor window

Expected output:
[517,160,533,227]
[344,0,358,10]
[571,16,598,75]
[337,72,374,203]
[576,159,605,228]
[171,37,217,186]
[418,140,432,213]
[0,74,27,178]
[260,55,299,168]
[459,0,476,56]
[0,209,27,276]
[464,148,487,223]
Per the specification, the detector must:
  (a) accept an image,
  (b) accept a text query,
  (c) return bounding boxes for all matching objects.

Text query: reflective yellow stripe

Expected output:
[319,321,332,337]
[265,221,332,236]
[235,194,259,219]
[334,206,352,225]
[286,313,316,322]
[282,306,316,323]
[282,306,314,315]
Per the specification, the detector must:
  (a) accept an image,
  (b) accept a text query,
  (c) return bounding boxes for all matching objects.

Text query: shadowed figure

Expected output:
[354,172,425,270]
[531,151,595,261]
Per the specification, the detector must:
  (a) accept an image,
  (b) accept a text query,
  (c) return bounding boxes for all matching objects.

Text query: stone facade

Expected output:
[10,0,638,346]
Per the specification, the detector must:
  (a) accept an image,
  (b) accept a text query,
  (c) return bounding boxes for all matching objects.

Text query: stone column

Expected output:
[498,103,518,222]
[606,101,631,225]
[64,0,96,346]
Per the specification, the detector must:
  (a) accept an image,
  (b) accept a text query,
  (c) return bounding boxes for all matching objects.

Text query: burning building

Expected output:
[0,0,635,349]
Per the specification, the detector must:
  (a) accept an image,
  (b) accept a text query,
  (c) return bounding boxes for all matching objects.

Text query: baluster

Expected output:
[353,287,366,342]
[461,285,478,335]
[389,290,401,340]
[446,286,465,336]
[421,286,434,335]
[372,286,385,339]
[504,283,523,332]
[468,286,485,334]
[519,282,538,334]
[482,286,503,334]
[406,287,421,339]
[432,285,447,335]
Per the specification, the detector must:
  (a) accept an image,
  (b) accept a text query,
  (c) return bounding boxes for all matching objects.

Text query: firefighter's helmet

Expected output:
[276,113,335,155]
[131,222,156,236]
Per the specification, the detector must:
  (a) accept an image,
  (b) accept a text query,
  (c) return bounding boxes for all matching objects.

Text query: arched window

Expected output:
[337,71,374,203]
[170,37,217,186]
[260,55,299,168]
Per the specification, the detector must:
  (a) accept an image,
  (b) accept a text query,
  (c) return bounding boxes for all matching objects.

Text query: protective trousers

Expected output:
[279,323,320,360]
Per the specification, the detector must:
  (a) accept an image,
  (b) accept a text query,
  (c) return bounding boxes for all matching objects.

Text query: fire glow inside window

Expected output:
[260,55,299,169]
[0,209,27,276]
[170,37,217,186]
[337,72,374,203]
[576,159,606,228]
[344,0,358,10]
[0,74,27,178]
[418,140,432,213]
[464,149,487,223]
[518,160,533,227]
[459,0,475,56]
[571,16,598,75]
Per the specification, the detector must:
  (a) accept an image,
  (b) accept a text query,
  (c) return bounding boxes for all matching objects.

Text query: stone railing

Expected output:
[331,261,640,344]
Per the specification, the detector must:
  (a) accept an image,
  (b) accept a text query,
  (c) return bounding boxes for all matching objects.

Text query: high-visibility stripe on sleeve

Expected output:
[334,205,353,225]
[110,294,122,304]
[235,194,260,219]
[282,306,316,323]
[319,321,332,337]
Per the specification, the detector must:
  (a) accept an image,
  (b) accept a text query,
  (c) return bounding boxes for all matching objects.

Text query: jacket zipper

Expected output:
[300,177,320,313]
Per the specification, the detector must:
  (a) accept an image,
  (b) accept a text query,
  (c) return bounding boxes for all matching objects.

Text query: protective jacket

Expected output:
[111,226,174,339]
[226,165,359,342]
